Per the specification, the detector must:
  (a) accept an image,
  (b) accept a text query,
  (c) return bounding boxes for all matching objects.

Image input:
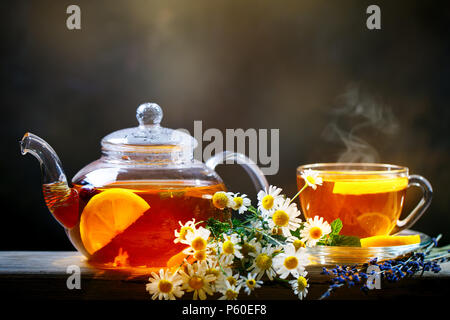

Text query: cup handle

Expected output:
[391,174,433,234]
[205,151,269,192]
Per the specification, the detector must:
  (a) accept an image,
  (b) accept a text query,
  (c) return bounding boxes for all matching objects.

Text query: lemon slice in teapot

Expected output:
[80,188,150,254]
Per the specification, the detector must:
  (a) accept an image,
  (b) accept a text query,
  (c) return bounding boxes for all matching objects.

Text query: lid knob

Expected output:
[136,103,163,127]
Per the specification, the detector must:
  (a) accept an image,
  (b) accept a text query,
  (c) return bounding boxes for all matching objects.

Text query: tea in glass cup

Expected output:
[297,163,432,238]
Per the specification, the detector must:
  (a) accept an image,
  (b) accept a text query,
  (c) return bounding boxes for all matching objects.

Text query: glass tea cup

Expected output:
[296,163,432,238]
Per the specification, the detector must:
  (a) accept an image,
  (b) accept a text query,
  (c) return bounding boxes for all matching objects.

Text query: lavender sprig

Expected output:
[319,235,450,299]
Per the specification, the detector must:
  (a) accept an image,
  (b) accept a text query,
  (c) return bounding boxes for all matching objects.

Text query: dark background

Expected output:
[2,0,449,250]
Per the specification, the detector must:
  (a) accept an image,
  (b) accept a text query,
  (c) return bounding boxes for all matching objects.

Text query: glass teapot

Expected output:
[21,103,268,268]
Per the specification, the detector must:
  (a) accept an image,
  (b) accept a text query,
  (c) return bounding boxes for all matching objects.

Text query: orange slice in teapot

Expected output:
[80,188,150,254]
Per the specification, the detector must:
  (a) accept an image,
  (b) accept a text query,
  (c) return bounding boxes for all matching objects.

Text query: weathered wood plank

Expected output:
[0,251,448,300]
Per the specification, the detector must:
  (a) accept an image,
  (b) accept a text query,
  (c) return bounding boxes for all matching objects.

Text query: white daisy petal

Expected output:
[146,269,184,300]
[300,216,332,247]
[268,198,302,237]
[257,185,283,216]
[301,169,323,190]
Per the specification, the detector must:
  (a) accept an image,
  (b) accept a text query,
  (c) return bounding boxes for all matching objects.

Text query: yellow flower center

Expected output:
[306,176,316,185]
[158,279,173,293]
[226,276,237,286]
[225,289,238,300]
[194,250,207,261]
[212,192,229,209]
[188,276,204,290]
[262,195,274,210]
[284,256,298,270]
[209,247,217,256]
[297,276,308,291]
[246,279,256,288]
[309,227,323,240]
[179,226,194,240]
[293,239,305,250]
[271,227,283,235]
[222,240,235,254]
[233,197,244,208]
[192,237,207,251]
[255,253,272,270]
[272,210,289,227]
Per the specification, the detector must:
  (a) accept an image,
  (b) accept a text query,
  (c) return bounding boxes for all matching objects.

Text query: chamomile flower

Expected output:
[267,198,302,237]
[240,237,262,261]
[228,192,251,214]
[247,244,278,280]
[289,272,309,300]
[240,273,263,295]
[286,236,306,250]
[301,169,323,190]
[273,244,309,279]
[146,269,184,300]
[179,261,216,300]
[257,185,283,216]
[204,259,230,291]
[181,226,211,255]
[300,216,332,247]
[174,219,197,244]
[192,247,215,263]
[212,191,232,210]
[216,269,240,291]
[218,281,241,300]
[219,233,243,265]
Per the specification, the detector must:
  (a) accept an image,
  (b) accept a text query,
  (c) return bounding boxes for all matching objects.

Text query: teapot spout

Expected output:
[21,133,79,228]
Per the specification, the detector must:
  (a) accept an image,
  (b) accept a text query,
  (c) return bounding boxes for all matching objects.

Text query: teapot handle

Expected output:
[205,151,269,192]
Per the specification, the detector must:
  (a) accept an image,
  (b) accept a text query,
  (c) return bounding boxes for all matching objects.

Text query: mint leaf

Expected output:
[330,218,343,235]
[332,234,361,247]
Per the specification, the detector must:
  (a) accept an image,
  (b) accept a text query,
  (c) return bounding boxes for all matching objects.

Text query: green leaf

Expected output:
[231,218,243,227]
[330,218,343,235]
[206,218,230,236]
[331,234,361,247]
[290,223,305,239]
[290,229,300,238]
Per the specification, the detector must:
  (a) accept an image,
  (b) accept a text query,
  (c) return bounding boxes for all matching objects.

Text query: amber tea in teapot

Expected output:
[68,180,225,268]
[22,102,268,269]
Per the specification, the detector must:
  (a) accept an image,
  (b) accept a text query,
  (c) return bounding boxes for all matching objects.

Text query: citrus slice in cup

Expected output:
[361,235,420,247]
[356,212,392,236]
[332,177,408,195]
[80,188,150,254]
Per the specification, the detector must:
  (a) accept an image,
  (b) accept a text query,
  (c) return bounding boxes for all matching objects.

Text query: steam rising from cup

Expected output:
[323,84,399,163]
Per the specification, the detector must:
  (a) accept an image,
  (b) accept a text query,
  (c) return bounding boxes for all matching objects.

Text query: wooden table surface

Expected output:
[0,251,449,300]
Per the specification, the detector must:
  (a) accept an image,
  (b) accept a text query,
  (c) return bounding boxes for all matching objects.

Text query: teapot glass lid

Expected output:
[101,103,197,155]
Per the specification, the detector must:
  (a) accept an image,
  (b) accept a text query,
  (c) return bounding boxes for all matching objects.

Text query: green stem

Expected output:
[240,225,284,247]
[247,206,259,215]
[290,184,307,204]
[274,277,290,284]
